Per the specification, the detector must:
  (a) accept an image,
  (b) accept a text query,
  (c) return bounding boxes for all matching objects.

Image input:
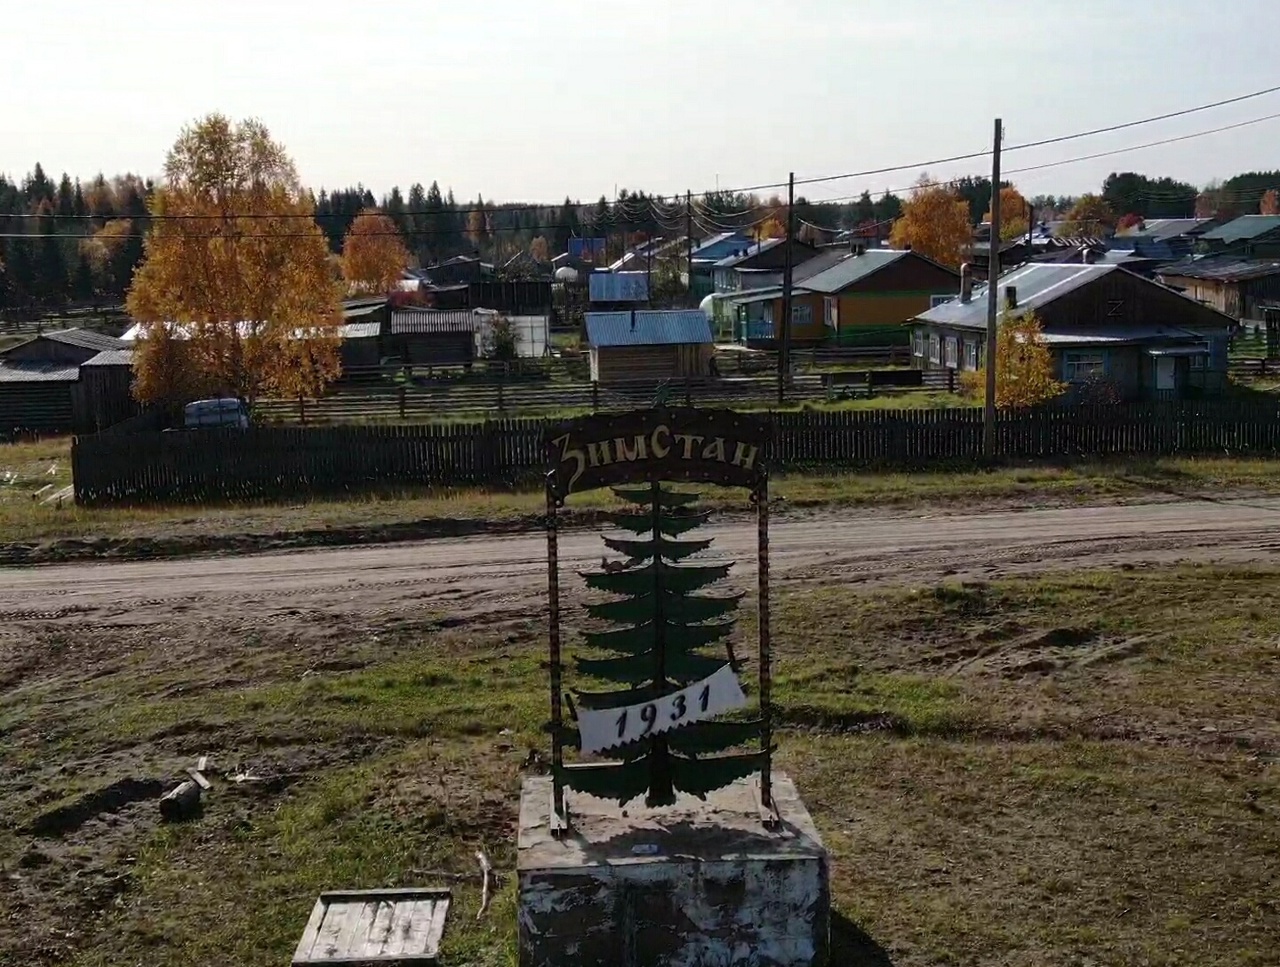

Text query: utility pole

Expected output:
[685,190,693,307]
[778,171,795,406]
[983,119,1003,460]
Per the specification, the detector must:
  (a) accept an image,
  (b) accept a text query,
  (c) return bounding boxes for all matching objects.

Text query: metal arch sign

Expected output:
[545,407,769,498]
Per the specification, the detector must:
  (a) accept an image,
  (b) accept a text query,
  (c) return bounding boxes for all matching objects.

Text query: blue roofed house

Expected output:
[911,264,1236,401]
[688,232,755,299]
[584,310,714,385]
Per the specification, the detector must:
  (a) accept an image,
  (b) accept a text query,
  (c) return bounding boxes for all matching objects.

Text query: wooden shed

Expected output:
[0,328,126,366]
[388,309,476,368]
[79,348,141,430]
[585,310,714,385]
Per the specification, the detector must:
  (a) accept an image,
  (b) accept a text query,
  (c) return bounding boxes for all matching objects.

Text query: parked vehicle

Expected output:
[183,398,250,429]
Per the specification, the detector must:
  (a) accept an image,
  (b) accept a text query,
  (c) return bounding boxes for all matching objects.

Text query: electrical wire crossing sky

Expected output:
[4,0,1280,202]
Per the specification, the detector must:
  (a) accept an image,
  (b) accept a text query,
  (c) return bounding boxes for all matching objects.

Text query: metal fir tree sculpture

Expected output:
[564,480,767,808]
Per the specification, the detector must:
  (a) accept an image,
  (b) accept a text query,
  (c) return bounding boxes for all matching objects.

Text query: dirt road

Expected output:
[5,497,1280,621]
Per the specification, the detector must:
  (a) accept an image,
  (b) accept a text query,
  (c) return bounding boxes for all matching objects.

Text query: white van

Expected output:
[183,398,250,430]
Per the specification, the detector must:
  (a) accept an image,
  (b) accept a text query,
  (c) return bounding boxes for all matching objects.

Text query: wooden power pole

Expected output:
[685,190,693,306]
[983,120,1003,459]
[778,171,795,406]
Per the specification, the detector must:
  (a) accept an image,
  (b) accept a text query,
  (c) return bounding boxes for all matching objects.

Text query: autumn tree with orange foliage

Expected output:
[1261,189,1280,216]
[960,311,1066,408]
[342,209,410,295]
[757,212,787,239]
[983,185,1030,241]
[1060,194,1115,236]
[126,114,343,405]
[529,235,550,262]
[889,175,972,268]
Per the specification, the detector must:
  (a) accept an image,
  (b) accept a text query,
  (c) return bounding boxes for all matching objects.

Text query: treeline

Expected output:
[4,158,1278,313]
[0,164,150,312]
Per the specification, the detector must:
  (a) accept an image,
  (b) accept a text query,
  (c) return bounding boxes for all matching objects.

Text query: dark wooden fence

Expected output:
[72,400,1280,506]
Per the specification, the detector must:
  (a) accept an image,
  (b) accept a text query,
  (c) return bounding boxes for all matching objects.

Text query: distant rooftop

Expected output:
[585,310,712,347]
[1200,215,1280,244]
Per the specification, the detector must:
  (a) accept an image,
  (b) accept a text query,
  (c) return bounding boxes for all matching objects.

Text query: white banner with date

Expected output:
[577,664,748,755]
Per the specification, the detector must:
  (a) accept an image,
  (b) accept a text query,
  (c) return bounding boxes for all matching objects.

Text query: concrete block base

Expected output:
[517,773,829,967]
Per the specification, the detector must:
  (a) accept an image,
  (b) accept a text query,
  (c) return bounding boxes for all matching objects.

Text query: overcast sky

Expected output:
[5,0,1279,204]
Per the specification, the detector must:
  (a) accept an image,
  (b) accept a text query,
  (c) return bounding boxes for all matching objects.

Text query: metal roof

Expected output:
[1158,256,1280,283]
[1125,217,1215,241]
[690,232,751,257]
[389,310,474,335]
[339,322,382,339]
[81,348,135,367]
[0,364,80,383]
[797,250,912,294]
[1034,325,1209,346]
[713,238,785,269]
[585,310,713,347]
[0,328,126,355]
[1200,215,1280,244]
[919,264,1118,329]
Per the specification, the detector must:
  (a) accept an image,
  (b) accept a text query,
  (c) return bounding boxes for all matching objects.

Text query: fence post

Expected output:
[592,381,599,412]
[948,369,956,394]
[498,381,506,413]
[298,395,306,425]
[398,385,406,419]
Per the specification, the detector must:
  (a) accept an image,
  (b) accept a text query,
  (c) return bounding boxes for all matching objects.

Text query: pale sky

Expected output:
[5,0,1279,204]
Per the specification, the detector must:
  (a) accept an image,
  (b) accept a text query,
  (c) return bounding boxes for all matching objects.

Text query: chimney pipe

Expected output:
[1005,285,1018,310]
[960,264,973,304]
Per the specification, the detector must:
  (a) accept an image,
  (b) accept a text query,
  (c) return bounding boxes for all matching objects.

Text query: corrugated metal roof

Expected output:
[0,364,80,383]
[585,310,713,347]
[340,322,382,339]
[797,250,910,294]
[1201,215,1280,244]
[81,349,135,367]
[389,310,475,335]
[0,328,126,355]
[1125,217,1215,241]
[1158,256,1280,283]
[43,328,127,352]
[690,232,751,257]
[919,264,1117,329]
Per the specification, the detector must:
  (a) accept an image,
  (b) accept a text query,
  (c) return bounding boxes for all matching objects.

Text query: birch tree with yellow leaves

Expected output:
[341,208,411,295]
[961,311,1066,408]
[888,175,972,268]
[126,114,343,405]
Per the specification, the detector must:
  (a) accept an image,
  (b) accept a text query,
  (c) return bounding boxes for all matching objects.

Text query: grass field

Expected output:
[7,435,1280,551]
[1,565,1276,965]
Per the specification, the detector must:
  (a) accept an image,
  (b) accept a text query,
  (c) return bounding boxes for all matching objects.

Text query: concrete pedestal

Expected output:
[517,773,828,967]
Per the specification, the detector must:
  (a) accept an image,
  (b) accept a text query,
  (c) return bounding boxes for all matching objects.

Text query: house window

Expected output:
[928,333,941,364]
[793,304,813,328]
[964,340,978,371]
[1064,351,1107,382]
[944,336,959,369]
[930,294,955,308]
[824,297,839,330]
[912,331,924,357]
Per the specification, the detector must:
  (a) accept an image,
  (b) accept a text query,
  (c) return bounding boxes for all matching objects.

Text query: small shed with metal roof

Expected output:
[584,310,714,384]
[387,309,476,368]
[1199,215,1280,255]
[911,263,1237,401]
[1157,255,1280,324]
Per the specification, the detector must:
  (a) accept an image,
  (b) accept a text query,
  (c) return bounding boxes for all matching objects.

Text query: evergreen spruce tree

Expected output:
[566,484,766,808]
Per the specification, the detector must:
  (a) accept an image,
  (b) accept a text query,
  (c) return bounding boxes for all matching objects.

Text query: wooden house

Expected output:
[1157,256,1280,326]
[0,329,130,434]
[912,264,1236,401]
[727,250,959,348]
[585,310,713,385]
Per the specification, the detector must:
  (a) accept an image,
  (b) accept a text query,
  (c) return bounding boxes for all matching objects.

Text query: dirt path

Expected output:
[5,497,1280,622]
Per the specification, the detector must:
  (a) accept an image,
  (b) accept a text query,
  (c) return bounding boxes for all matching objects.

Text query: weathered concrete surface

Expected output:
[517,774,829,967]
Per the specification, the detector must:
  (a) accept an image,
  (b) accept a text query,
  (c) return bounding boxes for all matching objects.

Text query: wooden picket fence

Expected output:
[72,400,1280,506]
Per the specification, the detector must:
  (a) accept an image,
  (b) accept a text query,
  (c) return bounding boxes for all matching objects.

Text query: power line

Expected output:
[721,83,1280,195]
[18,83,1276,223]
